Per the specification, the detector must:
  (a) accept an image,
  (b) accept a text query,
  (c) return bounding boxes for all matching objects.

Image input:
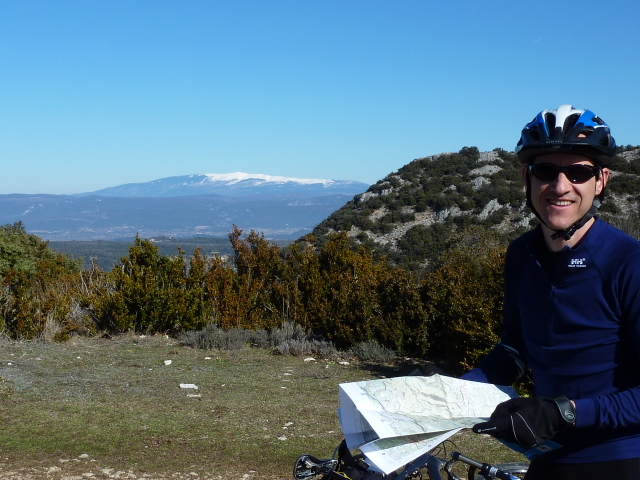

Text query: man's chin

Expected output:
[541,220,575,234]
[541,214,595,236]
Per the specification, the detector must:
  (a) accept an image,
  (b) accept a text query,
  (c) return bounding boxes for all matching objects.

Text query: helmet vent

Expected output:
[544,112,556,133]
[563,113,581,137]
[600,135,612,147]
[529,129,540,141]
[578,130,592,138]
[592,116,605,126]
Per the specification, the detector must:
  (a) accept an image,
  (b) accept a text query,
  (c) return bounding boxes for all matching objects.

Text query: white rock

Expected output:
[179,383,199,389]
[478,199,503,220]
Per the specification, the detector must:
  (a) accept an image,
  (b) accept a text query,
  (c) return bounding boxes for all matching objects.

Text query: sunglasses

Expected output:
[528,163,601,184]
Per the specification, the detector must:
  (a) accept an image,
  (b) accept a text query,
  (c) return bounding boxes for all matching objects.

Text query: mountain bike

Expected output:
[293,439,529,480]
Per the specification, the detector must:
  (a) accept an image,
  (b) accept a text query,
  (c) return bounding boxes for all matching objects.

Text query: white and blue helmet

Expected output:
[515,105,617,166]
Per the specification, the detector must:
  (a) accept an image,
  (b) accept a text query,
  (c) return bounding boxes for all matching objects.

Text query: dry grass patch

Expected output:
[0,334,524,479]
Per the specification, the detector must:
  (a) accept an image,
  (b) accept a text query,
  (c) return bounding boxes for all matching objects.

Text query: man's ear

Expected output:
[521,165,530,189]
[596,168,610,195]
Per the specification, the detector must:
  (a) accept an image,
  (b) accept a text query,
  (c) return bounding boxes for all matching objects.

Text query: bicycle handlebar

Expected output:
[294,446,527,480]
[451,452,521,480]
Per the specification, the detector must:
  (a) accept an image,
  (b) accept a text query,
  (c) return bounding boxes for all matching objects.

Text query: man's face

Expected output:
[525,153,609,235]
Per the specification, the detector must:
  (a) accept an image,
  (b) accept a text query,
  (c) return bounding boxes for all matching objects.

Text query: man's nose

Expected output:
[551,172,573,192]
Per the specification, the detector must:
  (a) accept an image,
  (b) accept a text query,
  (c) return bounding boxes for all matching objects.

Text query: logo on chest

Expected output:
[568,258,587,268]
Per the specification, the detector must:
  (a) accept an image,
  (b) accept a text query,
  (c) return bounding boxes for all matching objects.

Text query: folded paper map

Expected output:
[338,374,518,474]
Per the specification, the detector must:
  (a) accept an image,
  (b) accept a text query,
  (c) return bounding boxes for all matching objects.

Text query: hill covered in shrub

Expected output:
[311,146,640,271]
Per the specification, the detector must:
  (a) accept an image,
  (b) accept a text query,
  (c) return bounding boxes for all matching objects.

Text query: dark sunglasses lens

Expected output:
[531,164,559,182]
[531,164,597,184]
[566,166,597,183]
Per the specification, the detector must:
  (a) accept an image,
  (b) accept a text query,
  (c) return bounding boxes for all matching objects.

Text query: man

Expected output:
[462,105,640,479]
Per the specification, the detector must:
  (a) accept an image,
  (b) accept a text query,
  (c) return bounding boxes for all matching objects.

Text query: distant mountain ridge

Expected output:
[75,172,366,198]
[0,173,369,241]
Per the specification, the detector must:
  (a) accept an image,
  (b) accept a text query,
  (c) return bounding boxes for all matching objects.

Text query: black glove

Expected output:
[472,397,575,449]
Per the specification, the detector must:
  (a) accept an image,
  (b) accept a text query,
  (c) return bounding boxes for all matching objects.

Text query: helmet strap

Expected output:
[549,200,601,241]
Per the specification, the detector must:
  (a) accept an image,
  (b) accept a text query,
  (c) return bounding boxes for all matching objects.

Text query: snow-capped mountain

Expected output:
[1,173,369,241]
[74,173,368,197]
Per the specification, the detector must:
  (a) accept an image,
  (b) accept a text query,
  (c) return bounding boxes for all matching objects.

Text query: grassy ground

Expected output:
[0,335,525,479]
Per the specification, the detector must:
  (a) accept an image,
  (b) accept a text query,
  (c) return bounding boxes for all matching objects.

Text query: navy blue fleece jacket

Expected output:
[463,219,640,463]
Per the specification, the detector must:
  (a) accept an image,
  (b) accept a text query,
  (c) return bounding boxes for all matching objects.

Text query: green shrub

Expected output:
[0,222,85,339]
[421,227,507,374]
[92,237,210,334]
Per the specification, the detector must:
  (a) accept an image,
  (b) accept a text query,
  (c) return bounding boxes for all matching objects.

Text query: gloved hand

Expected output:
[472,397,575,449]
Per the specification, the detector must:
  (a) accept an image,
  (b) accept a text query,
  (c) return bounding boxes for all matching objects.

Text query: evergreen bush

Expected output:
[0,222,86,339]
[421,227,506,375]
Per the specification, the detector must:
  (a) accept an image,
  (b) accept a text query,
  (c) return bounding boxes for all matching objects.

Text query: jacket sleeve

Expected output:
[460,341,525,385]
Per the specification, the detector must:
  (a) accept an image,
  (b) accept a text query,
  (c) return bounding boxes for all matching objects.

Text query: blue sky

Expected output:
[1,1,639,195]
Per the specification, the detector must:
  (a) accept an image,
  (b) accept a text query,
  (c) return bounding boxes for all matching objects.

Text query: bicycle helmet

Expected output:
[515,104,616,166]
[517,105,617,241]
